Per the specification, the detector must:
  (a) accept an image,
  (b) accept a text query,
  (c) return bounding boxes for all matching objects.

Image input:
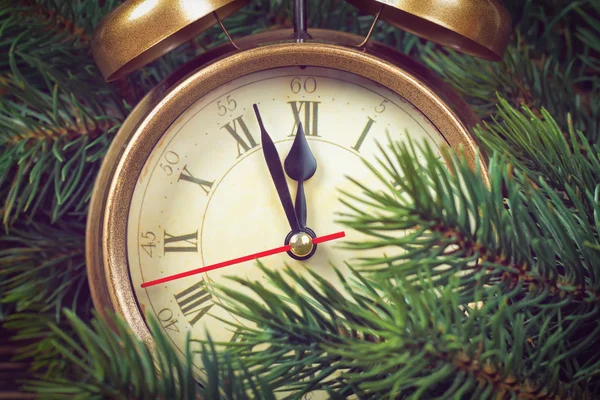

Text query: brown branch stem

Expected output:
[19,0,89,45]
[431,224,600,302]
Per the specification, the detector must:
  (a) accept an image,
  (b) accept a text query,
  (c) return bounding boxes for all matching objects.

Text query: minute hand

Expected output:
[253,104,300,233]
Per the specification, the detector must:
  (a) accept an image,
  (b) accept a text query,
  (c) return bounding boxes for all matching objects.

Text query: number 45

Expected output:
[141,232,156,257]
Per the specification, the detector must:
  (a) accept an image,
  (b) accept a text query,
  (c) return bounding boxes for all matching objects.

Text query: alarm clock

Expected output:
[86,0,510,384]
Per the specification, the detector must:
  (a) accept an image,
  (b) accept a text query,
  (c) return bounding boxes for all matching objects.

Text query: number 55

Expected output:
[217,95,237,116]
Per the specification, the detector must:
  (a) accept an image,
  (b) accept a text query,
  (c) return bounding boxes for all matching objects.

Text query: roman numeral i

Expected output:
[352,117,375,152]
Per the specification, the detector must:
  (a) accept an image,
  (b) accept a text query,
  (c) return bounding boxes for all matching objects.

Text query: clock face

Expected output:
[126,66,445,369]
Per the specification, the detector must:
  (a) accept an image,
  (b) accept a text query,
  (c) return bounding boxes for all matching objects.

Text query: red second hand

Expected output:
[141,231,345,288]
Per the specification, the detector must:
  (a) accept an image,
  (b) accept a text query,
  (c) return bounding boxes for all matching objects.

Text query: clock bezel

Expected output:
[86,34,487,349]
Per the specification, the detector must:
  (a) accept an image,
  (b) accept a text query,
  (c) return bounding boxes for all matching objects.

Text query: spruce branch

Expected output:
[0,86,122,224]
[1,0,121,96]
[211,264,594,398]
[17,0,90,46]
[0,219,88,316]
[475,98,600,219]
[27,310,200,399]
[212,264,364,397]
[521,0,599,71]
[0,219,89,378]
[2,312,87,378]
[424,39,600,143]
[574,1,600,72]
[423,0,600,144]
[338,135,600,303]
[28,310,275,400]
[0,1,127,226]
[16,0,122,45]
[1,0,599,398]
[333,133,600,392]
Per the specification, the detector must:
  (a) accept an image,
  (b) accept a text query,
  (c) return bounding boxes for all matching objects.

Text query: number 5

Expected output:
[375,100,388,113]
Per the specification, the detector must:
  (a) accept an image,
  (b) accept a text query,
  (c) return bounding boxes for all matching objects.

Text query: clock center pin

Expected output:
[289,231,314,257]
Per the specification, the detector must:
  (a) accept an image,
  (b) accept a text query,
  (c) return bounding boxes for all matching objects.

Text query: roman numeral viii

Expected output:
[222,116,258,157]
[289,101,320,137]
[174,279,213,326]
[163,230,198,254]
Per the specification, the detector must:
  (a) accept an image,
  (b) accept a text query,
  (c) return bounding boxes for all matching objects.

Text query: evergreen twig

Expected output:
[28,310,274,400]
[1,0,600,397]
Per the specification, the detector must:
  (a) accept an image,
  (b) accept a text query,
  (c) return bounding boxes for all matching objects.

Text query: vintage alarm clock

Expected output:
[86,0,510,382]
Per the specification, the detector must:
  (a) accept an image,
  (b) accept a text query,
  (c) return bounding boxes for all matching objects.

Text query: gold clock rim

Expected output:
[86,35,488,354]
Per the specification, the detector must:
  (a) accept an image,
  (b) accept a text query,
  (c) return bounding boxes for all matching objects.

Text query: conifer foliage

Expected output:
[1,0,599,398]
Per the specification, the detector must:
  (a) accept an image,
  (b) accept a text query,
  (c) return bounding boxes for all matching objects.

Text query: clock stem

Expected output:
[293,0,312,42]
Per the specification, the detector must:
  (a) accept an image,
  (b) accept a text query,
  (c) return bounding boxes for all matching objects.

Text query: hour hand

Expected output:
[284,122,317,228]
[253,104,300,234]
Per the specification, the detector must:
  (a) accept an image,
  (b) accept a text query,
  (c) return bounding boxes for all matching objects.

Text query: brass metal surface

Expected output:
[86,30,488,357]
[346,0,511,60]
[91,0,248,81]
[290,232,314,257]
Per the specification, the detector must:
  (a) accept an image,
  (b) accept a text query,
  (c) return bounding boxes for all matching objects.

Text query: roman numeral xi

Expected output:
[222,116,259,157]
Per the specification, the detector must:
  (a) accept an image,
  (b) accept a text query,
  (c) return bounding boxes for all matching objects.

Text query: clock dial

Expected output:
[126,66,445,369]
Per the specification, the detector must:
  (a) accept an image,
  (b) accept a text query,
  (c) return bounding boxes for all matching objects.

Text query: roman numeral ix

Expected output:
[163,230,198,254]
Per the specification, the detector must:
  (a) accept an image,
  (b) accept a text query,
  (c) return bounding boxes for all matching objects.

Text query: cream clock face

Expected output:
[126,66,445,364]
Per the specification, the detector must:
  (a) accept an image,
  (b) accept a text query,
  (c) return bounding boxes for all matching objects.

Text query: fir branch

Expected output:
[574,0,600,72]
[476,99,600,218]
[333,133,600,392]
[17,0,90,45]
[504,0,600,77]
[0,81,122,226]
[0,120,118,225]
[0,220,88,316]
[2,312,85,378]
[212,265,594,398]
[338,135,600,303]
[1,0,120,95]
[28,310,275,400]
[0,221,91,380]
[1,0,599,398]
[16,0,123,44]
[0,1,127,226]
[423,38,600,143]
[27,310,201,399]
